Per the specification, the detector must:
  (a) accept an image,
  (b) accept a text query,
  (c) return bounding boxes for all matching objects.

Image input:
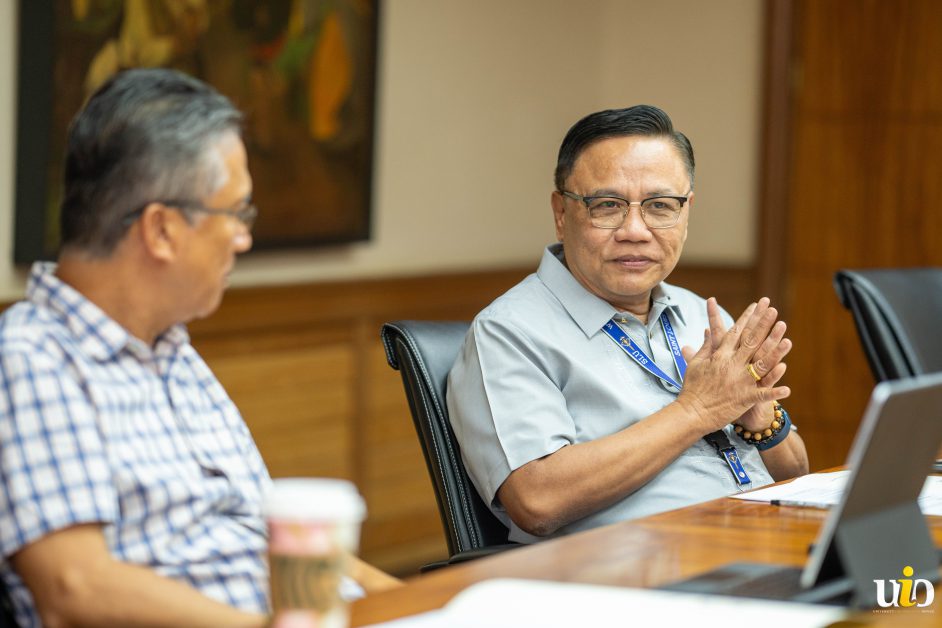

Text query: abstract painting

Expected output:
[15,0,378,262]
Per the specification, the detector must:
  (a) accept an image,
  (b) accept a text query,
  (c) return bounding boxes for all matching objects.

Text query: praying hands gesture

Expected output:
[712,297,791,433]
[678,296,808,479]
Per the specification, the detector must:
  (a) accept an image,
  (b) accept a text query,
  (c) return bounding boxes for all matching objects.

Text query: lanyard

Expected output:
[603,312,751,487]
[602,314,685,390]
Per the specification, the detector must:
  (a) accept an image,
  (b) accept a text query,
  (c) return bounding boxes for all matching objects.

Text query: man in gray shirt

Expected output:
[447,106,809,544]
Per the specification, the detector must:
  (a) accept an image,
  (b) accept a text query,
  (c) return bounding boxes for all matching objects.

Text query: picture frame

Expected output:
[14,0,379,263]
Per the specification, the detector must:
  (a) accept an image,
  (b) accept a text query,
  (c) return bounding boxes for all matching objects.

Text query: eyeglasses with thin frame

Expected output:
[560,190,690,229]
[123,199,258,231]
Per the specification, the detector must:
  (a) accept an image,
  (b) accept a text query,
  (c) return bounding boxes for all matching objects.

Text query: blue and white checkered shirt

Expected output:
[0,263,272,626]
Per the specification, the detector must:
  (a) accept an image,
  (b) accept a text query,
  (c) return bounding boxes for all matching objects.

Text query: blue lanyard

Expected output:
[603,312,751,487]
[602,313,686,390]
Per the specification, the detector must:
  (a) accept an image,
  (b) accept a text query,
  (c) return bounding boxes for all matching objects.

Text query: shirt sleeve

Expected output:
[446,316,574,506]
[0,344,118,558]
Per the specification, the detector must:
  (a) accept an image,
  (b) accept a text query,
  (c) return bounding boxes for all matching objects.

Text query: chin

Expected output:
[193,293,225,321]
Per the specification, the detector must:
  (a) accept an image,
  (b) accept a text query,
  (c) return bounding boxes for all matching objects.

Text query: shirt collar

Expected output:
[26,262,189,361]
[536,243,686,337]
[651,283,688,327]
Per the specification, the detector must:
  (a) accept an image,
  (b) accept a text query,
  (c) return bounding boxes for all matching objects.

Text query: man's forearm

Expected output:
[41,561,267,628]
[499,406,808,537]
[29,559,267,628]
[759,430,810,480]
[497,400,710,537]
[350,556,403,593]
[13,524,267,628]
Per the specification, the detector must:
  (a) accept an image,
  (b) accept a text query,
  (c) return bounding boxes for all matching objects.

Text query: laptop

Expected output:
[661,372,942,607]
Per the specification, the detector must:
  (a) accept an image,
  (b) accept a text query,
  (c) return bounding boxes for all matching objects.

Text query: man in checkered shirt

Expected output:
[0,68,396,627]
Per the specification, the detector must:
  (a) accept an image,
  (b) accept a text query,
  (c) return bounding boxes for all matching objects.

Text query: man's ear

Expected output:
[137,203,184,262]
[551,191,566,242]
[682,191,694,244]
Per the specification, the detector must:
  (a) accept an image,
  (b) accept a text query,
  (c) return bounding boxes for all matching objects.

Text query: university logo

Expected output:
[874,566,935,608]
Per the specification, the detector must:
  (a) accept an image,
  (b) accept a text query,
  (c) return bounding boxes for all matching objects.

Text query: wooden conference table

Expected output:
[350,494,942,626]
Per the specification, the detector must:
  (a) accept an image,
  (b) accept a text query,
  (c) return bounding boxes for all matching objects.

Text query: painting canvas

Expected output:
[14,0,378,262]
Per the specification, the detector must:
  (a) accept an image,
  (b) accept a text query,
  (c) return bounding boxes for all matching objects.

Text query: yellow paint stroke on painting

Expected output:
[72,0,91,21]
[308,11,353,141]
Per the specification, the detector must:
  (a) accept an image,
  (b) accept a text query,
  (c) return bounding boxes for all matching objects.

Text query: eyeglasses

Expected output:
[560,190,689,229]
[123,200,258,231]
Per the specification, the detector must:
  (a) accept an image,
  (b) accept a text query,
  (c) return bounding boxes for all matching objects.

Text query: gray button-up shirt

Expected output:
[447,244,773,543]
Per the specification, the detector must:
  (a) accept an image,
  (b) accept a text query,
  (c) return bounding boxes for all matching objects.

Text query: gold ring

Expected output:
[746,363,762,381]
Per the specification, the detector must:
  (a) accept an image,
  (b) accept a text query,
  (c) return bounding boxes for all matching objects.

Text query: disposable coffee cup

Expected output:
[265,478,367,628]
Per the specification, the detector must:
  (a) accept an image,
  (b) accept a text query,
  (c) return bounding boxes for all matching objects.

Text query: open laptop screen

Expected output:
[800,372,942,602]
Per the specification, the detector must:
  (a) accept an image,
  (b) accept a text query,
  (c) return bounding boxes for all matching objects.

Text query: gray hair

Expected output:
[60,68,243,256]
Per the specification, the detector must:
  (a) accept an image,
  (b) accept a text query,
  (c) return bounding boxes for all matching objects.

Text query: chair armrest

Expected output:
[419,543,523,573]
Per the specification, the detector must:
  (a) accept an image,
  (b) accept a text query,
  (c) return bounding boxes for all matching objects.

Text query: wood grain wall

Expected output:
[188,262,756,576]
[763,0,942,470]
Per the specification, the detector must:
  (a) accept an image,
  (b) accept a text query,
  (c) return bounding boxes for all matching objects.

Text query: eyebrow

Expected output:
[588,188,684,198]
[644,188,680,197]
[588,188,624,197]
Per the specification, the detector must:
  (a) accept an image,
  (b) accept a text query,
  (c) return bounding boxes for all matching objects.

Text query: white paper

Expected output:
[730,470,850,506]
[361,609,453,628]
[918,476,942,514]
[730,470,942,515]
[361,579,846,628]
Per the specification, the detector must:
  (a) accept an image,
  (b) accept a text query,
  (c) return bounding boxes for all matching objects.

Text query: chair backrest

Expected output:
[834,268,942,381]
[0,577,18,627]
[380,321,511,557]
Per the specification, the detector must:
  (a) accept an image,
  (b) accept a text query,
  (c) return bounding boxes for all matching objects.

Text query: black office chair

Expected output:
[380,321,518,569]
[0,577,18,627]
[834,268,942,382]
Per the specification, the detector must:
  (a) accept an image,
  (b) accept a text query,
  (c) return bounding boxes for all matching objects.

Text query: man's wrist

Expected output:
[736,402,776,433]
[756,408,792,451]
[673,393,717,436]
[733,404,792,450]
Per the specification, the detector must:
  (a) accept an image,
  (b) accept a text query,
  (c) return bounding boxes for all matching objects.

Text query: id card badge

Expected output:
[720,447,752,486]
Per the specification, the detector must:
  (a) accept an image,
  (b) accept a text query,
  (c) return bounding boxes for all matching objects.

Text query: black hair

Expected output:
[553,105,694,191]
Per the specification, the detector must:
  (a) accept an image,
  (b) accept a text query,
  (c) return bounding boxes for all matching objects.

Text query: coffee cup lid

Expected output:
[264,478,366,522]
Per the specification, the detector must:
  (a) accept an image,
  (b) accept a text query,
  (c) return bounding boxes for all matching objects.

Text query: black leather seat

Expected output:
[0,579,17,627]
[834,268,942,381]
[380,321,517,569]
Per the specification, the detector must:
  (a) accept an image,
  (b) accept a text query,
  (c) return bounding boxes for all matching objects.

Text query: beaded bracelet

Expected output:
[733,403,792,451]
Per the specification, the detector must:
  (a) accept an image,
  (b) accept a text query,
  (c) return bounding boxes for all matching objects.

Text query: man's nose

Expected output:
[234,232,253,253]
[615,204,652,238]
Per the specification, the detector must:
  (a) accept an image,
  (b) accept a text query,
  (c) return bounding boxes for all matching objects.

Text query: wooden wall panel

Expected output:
[769,0,942,469]
[210,343,357,480]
